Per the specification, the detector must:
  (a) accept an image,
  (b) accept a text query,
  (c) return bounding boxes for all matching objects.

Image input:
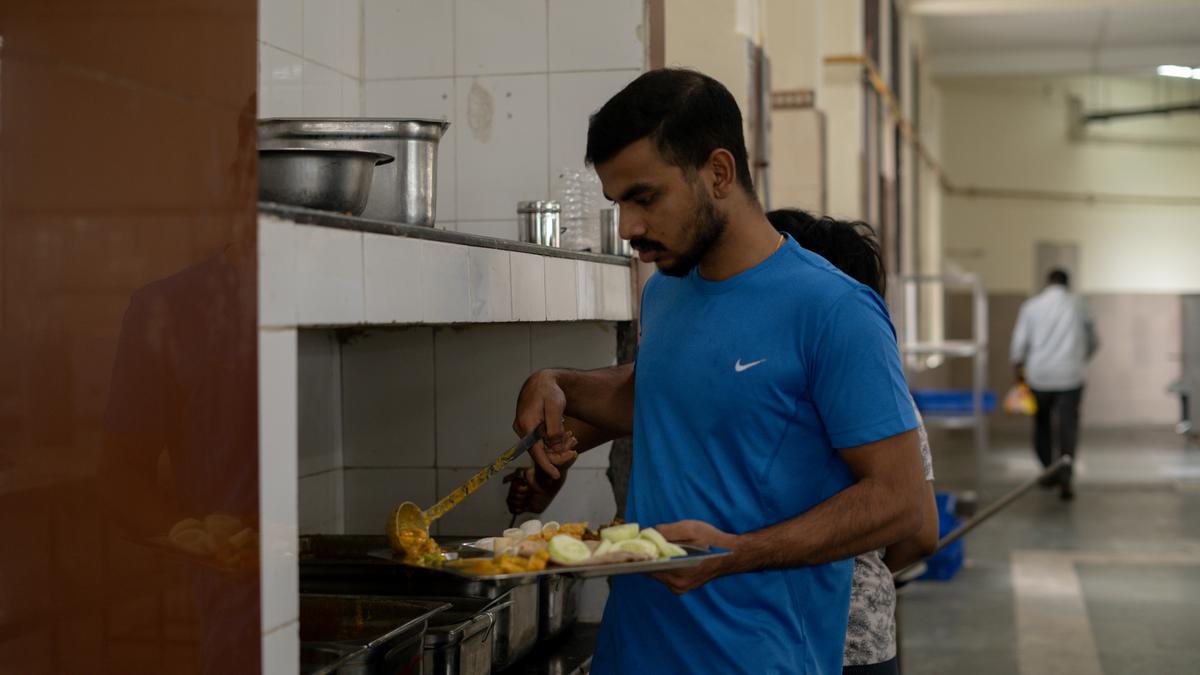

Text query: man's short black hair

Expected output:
[585,68,756,194]
[1047,269,1070,287]
[767,209,886,297]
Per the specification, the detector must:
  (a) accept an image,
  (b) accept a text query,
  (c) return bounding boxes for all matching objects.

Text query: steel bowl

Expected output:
[258,118,449,225]
[259,147,394,216]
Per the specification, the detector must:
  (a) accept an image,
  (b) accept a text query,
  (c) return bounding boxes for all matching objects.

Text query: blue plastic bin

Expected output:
[918,491,964,581]
[911,389,996,415]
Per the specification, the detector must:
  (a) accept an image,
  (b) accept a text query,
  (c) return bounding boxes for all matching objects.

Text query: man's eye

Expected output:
[635,195,655,207]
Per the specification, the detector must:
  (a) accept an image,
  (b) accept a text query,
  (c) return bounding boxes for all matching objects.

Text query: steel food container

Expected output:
[488,584,538,670]
[537,574,580,641]
[421,600,498,675]
[599,207,631,256]
[299,535,540,669]
[258,118,449,226]
[299,594,449,675]
[517,200,561,247]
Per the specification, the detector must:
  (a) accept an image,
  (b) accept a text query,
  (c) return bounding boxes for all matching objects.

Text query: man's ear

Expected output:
[706,148,738,199]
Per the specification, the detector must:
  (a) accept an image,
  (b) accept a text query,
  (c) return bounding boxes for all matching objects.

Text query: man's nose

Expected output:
[618,211,644,241]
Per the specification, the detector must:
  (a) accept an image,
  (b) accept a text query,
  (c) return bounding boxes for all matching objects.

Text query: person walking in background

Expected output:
[1010,269,1100,501]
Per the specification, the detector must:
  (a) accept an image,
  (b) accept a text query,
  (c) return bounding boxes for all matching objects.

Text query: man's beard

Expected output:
[657,189,727,277]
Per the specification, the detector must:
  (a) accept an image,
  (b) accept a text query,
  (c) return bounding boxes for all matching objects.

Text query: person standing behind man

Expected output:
[1010,268,1099,501]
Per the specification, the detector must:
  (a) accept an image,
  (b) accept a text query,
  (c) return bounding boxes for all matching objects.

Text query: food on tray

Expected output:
[165,513,257,570]
[448,549,551,576]
[547,534,593,565]
[599,522,640,543]
[639,527,689,558]
[452,520,690,576]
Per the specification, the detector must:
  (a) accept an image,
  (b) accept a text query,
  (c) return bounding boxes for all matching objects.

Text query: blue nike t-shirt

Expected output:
[591,237,918,675]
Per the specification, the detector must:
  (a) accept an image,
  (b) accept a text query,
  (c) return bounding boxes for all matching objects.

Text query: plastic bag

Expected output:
[1003,383,1037,416]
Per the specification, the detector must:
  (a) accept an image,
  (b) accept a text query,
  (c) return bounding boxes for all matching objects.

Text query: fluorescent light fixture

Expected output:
[1157,65,1200,80]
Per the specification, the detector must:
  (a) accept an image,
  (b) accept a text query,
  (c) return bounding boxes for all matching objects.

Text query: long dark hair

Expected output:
[766,209,887,298]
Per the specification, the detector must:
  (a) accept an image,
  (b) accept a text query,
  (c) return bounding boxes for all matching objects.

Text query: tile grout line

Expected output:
[1011,550,1104,675]
[263,616,299,637]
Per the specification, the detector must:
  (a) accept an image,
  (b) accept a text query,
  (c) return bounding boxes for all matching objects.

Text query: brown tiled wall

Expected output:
[0,1,259,672]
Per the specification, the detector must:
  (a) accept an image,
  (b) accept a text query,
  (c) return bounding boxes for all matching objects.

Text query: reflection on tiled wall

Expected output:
[259,0,363,118]
[297,323,619,536]
[361,0,645,235]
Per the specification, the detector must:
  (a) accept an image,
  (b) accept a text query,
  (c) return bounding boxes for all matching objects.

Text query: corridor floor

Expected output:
[898,426,1200,674]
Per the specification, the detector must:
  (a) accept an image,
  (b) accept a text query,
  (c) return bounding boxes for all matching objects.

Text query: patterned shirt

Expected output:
[843,411,934,666]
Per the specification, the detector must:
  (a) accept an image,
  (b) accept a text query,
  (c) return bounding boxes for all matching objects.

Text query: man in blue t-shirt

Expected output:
[510,69,927,675]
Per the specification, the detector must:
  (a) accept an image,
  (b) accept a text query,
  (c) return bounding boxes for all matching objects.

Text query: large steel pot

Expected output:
[258,118,449,226]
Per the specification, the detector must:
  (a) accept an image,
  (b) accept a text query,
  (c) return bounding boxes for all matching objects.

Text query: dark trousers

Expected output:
[844,657,899,675]
[1031,387,1083,484]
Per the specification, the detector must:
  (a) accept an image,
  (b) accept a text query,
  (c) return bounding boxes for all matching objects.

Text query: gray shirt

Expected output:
[843,412,935,666]
[1010,284,1099,391]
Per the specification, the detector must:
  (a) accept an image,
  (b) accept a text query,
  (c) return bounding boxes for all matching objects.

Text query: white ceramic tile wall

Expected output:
[435,324,532,467]
[468,248,513,322]
[295,225,365,325]
[601,263,633,320]
[259,0,363,119]
[260,0,302,54]
[544,257,579,321]
[455,74,549,224]
[259,45,304,118]
[548,0,645,72]
[298,469,343,534]
[548,70,640,195]
[436,466,519,537]
[258,328,298,634]
[301,61,346,116]
[421,241,472,323]
[530,322,618,469]
[259,215,297,327]
[341,328,436,467]
[343,468,437,534]
[575,260,604,319]
[363,78,456,223]
[510,253,547,322]
[357,0,644,231]
[454,0,547,76]
[364,0,454,79]
[262,621,300,675]
[276,216,628,326]
[298,331,342,477]
[363,233,424,322]
[537,467,617,528]
[303,0,361,78]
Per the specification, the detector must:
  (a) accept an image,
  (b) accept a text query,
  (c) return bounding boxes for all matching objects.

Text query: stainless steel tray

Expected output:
[367,545,731,582]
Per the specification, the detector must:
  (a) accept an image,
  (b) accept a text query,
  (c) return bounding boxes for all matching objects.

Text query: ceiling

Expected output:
[910,0,1200,76]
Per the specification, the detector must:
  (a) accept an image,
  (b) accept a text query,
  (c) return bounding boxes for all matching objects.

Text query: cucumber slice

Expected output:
[614,539,659,558]
[547,534,592,565]
[599,522,640,543]
[591,540,614,557]
[662,542,689,558]
[637,528,676,558]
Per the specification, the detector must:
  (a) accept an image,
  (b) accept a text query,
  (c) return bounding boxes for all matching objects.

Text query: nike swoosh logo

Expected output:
[734,358,768,373]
